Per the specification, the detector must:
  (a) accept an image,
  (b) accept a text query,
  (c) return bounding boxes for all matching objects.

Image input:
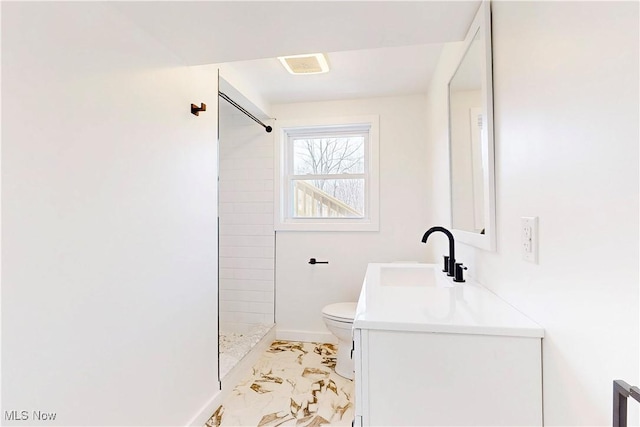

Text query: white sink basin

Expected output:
[379,264,453,287]
[355,262,545,338]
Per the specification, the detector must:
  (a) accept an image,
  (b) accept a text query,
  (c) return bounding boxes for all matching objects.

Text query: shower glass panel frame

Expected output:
[217,76,275,383]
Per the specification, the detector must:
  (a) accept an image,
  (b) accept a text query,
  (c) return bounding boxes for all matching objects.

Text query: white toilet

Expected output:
[322,302,357,380]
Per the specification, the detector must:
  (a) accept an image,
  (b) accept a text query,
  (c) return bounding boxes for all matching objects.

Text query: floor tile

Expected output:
[205,341,354,427]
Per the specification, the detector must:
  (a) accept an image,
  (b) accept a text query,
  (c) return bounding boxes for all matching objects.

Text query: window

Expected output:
[275,116,379,231]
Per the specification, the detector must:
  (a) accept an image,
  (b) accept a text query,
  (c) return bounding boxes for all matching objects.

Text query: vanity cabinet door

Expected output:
[362,329,542,426]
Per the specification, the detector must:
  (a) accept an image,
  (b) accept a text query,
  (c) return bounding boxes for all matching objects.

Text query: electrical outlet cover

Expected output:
[521,217,538,263]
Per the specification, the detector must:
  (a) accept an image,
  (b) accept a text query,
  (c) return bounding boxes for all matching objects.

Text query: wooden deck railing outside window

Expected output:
[293,180,362,218]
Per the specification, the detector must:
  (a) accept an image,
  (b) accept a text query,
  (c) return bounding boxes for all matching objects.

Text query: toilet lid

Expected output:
[322,302,357,321]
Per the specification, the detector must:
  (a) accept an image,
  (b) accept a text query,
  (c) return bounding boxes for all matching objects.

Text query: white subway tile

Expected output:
[217,191,234,203]
[220,290,274,303]
[228,145,273,159]
[218,191,273,203]
[219,203,235,214]
[218,258,234,269]
[232,269,274,281]
[219,311,266,325]
[219,279,273,292]
[220,168,272,181]
[219,300,273,315]
[221,301,250,312]
[219,158,236,171]
[220,169,251,181]
[219,257,275,270]
[259,313,276,324]
[219,268,235,279]
[247,302,274,314]
[219,213,273,226]
[232,202,274,214]
[219,235,274,247]
[219,224,272,236]
[219,246,274,259]
[250,169,275,180]
[221,180,270,192]
[218,132,276,325]
[234,158,272,171]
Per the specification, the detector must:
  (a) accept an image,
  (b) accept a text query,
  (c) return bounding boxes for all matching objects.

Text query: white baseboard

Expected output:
[185,388,223,427]
[185,326,276,427]
[275,328,337,344]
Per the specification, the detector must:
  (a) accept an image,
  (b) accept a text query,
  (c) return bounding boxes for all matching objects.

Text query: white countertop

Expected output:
[353,263,544,338]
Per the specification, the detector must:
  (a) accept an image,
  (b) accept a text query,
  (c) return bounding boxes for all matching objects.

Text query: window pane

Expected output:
[292,179,364,218]
[292,136,365,175]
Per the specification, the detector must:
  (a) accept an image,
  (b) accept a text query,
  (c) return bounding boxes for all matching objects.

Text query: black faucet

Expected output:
[421,226,456,277]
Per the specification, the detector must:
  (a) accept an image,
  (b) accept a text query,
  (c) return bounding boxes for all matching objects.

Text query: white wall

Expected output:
[272,96,430,339]
[424,42,465,262]
[425,2,639,425]
[2,3,220,425]
[219,106,275,333]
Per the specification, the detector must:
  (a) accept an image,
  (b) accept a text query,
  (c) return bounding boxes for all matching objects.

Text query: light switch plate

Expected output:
[521,217,538,263]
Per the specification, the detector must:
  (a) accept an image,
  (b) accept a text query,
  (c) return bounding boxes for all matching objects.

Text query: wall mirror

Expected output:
[448,1,496,251]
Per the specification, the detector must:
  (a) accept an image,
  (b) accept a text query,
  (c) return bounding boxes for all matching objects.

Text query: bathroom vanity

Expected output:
[353,263,544,426]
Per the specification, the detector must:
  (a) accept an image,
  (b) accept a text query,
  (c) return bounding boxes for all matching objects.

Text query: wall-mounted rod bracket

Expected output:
[309,258,328,265]
[191,103,207,116]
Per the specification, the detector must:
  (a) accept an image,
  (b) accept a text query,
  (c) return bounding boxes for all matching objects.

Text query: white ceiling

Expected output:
[220,43,446,105]
[111,1,480,106]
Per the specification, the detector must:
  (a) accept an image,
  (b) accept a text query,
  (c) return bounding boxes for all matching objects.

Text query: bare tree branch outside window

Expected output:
[292,136,365,216]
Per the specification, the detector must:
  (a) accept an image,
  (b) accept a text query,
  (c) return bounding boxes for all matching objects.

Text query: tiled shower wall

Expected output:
[219,111,275,333]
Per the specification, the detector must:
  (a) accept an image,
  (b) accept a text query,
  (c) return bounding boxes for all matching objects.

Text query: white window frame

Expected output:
[274,115,379,231]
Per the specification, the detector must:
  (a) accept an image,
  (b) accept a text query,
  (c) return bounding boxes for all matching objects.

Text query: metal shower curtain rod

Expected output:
[218,91,273,133]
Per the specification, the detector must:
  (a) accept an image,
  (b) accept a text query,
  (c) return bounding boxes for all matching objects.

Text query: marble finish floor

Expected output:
[206,341,354,427]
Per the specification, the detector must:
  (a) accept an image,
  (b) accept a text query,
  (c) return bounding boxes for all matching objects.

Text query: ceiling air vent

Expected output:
[278,53,329,75]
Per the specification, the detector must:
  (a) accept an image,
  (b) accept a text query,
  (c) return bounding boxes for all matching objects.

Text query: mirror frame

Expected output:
[447,0,496,251]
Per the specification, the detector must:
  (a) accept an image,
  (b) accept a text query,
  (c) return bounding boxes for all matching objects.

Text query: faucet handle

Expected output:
[453,263,467,283]
[443,256,449,272]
